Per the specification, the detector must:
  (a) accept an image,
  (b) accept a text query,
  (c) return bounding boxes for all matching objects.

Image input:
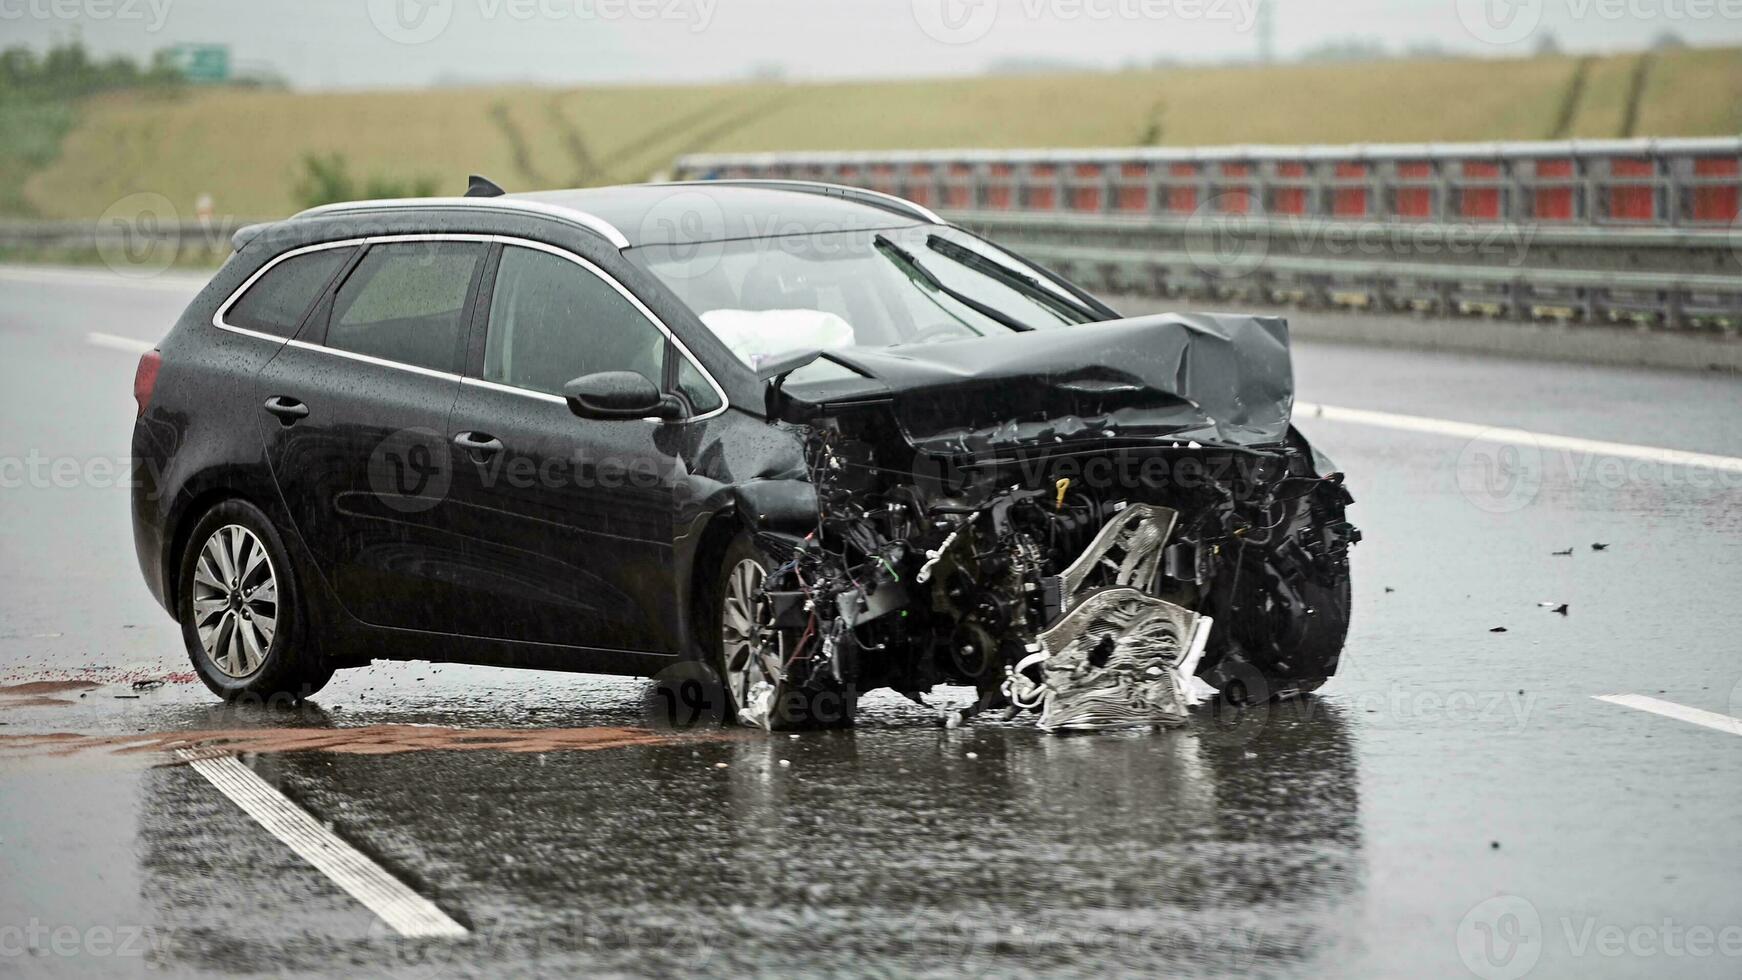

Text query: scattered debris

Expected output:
[1489,627,1509,633]
[1537,602,1569,615]
[1551,547,1574,557]
[0,680,101,696]
[1384,586,1396,593]
[130,678,166,692]
[1591,542,1609,551]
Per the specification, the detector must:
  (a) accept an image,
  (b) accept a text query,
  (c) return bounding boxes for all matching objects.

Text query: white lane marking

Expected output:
[1593,695,1742,737]
[0,264,205,292]
[177,749,468,938]
[86,331,156,354]
[1295,401,1742,475]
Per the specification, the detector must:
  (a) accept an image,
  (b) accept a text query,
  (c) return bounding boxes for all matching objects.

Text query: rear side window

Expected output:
[483,245,667,396]
[326,241,485,374]
[224,247,353,338]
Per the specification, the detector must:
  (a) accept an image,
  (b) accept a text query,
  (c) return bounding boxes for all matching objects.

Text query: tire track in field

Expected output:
[488,100,545,186]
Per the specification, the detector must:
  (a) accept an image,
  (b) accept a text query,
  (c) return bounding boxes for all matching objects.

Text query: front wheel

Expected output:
[178,499,332,703]
[711,534,856,730]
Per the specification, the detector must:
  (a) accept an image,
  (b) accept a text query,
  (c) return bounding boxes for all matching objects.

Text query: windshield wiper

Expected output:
[873,234,1031,334]
[924,234,1098,323]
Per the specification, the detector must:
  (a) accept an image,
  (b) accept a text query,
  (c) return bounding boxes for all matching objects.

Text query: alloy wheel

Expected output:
[720,558,780,710]
[190,524,278,677]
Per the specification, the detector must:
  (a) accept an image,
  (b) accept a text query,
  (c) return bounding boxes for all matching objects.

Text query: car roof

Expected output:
[287,180,941,251]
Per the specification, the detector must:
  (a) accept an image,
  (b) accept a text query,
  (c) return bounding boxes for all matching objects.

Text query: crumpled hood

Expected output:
[782,313,1294,454]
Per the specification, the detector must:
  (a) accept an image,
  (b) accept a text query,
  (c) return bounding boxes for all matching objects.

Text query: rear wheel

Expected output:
[178,500,331,703]
[712,533,855,730]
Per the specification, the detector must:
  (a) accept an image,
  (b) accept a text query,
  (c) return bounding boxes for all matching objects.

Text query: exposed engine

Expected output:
[737,409,1360,732]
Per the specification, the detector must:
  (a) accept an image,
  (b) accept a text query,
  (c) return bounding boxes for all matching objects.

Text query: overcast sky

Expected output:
[9,0,1737,89]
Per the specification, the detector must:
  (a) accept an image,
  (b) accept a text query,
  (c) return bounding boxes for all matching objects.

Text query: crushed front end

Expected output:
[733,313,1359,732]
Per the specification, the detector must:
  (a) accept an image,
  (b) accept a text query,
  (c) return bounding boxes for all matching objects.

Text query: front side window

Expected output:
[483,246,667,397]
[326,241,485,374]
[225,246,354,338]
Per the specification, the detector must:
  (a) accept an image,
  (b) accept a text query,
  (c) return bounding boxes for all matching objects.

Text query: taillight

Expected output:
[134,350,162,418]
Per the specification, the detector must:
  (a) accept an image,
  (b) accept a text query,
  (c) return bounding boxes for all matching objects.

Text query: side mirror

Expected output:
[563,371,685,421]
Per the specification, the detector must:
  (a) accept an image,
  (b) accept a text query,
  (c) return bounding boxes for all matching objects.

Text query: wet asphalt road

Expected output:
[2,264,1741,978]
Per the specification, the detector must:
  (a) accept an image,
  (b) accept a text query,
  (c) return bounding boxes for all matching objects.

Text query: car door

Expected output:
[439,241,696,653]
[258,237,489,631]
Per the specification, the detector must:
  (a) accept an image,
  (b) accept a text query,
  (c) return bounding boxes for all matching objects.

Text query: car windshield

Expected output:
[630,225,1099,370]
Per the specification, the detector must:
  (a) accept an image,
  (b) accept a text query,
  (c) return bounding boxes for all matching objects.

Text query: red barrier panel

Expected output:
[1270,161,1308,215]
[1219,162,1254,214]
[1332,162,1368,217]
[1608,158,1656,221]
[1394,161,1434,218]
[987,163,1014,210]
[1069,163,1103,212]
[868,163,897,196]
[944,163,974,209]
[1460,160,1502,220]
[1691,157,1740,224]
[900,163,934,206]
[1026,164,1058,211]
[1166,163,1199,213]
[1532,159,1576,221]
[1116,162,1148,211]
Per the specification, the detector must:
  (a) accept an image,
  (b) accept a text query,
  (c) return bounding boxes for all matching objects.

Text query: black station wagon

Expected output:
[131,179,1357,730]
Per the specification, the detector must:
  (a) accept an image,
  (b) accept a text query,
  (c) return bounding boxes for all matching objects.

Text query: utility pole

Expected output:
[1257,0,1276,64]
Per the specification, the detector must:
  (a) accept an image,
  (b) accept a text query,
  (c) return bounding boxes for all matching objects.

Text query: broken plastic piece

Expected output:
[1033,588,1199,732]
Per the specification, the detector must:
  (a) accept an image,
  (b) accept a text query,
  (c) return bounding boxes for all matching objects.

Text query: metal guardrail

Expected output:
[0,217,243,260]
[7,175,1742,328]
[947,209,1742,328]
[674,138,1742,229]
[675,140,1742,329]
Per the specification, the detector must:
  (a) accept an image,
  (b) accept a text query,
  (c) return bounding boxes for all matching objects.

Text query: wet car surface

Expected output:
[3,266,1741,978]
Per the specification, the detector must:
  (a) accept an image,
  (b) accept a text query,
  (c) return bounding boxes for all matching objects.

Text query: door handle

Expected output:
[452,430,504,459]
[263,396,309,423]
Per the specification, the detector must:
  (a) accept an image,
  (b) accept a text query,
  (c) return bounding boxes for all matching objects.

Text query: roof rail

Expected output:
[665,178,945,226]
[291,196,629,249]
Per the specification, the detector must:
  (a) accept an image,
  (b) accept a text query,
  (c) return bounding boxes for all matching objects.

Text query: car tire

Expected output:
[710,533,856,731]
[177,499,332,703]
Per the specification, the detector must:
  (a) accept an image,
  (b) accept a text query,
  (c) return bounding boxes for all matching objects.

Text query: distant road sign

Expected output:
[163,45,231,84]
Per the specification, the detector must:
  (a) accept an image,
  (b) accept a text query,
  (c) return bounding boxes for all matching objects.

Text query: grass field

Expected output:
[12,48,1742,219]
